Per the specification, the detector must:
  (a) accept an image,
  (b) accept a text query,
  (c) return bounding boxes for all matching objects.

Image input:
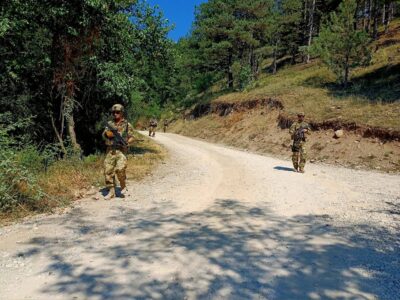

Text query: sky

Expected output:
[146,0,207,41]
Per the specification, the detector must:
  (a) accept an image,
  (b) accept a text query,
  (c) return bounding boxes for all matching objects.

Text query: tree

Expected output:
[190,0,273,89]
[310,0,371,87]
[0,0,174,154]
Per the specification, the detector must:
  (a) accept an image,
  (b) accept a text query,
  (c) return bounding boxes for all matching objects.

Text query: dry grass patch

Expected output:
[126,135,167,180]
[0,133,166,224]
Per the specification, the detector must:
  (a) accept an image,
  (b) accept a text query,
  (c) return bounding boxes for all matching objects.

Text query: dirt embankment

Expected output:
[278,114,400,142]
[172,98,400,173]
[189,98,284,118]
[186,98,400,142]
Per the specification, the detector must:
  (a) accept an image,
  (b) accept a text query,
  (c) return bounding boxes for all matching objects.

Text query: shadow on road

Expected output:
[16,199,399,299]
[274,166,295,172]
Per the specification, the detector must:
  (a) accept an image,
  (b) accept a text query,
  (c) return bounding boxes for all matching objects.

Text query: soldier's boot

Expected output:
[104,188,115,200]
[117,171,127,198]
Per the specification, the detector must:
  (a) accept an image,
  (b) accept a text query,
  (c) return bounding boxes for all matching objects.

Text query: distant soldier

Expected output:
[289,112,311,173]
[102,104,135,199]
[149,117,158,137]
[163,119,169,133]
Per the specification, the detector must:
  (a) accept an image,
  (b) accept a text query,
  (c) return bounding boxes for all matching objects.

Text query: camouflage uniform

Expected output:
[103,119,134,191]
[289,120,310,172]
[163,120,168,133]
[149,118,158,137]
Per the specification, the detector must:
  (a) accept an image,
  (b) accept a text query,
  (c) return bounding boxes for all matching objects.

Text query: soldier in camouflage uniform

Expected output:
[163,119,169,133]
[103,104,135,199]
[289,112,311,173]
[148,117,158,137]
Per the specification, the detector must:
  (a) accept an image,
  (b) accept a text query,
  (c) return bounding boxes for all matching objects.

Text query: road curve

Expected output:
[0,133,399,299]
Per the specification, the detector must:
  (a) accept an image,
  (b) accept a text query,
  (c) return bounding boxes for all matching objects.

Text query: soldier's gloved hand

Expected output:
[105,130,114,139]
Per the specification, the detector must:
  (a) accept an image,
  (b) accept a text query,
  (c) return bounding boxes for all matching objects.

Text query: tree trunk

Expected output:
[344,53,350,88]
[372,0,380,39]
[249,48,255,78]
[355,0,361,30]
[66,112,81,153]
[363,0,368,30]
[382,3,386,24]
[50,115,67,157]
[227,52,233,89]
[302,0,308,47]
[385,2,394,33]
[367,0,373,32]
[303,0,308,23]
[64,79,81,152]
[306,0,316,63]
[272,40,278,75]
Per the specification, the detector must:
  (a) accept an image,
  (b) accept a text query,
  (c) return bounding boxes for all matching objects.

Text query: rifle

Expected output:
[294,126,307,143]
[105,122,128,150]
[292,125,309,152]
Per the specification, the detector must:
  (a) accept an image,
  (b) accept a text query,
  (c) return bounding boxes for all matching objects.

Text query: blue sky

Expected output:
[146,0,207,41]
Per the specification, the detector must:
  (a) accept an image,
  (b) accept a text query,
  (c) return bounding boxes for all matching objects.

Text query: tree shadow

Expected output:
[15,199,399,299]
[128,145,158,155]
[304,63,400,103]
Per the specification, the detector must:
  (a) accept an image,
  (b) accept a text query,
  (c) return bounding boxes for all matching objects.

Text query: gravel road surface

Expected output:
[1,133,399,299]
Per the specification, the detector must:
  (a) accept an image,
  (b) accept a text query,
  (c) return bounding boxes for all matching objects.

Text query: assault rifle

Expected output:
[292,125,309,152]
[105,122,128,149]
[294,126,308,143]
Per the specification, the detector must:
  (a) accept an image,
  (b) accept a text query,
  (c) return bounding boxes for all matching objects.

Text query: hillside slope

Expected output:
[170,20,400,173]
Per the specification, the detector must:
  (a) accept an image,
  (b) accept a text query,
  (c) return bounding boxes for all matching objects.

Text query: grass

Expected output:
[200,19,400,130]
[0,132,166,224]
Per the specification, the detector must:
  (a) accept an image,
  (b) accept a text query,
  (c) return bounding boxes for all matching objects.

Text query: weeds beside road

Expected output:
[0,132,166,224]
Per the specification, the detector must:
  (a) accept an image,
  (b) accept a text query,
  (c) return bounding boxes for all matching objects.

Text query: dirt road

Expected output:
[1,133,399,300]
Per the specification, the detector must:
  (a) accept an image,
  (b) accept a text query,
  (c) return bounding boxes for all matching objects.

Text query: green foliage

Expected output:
[309,0,372,86]
[188,0,273,88]
[232,62,253,90]
[0,0,175,153]
[195,74,215,93]
[0,115,43,212]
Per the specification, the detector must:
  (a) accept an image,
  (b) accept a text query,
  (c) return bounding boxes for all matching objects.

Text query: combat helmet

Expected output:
[111,104,124,112]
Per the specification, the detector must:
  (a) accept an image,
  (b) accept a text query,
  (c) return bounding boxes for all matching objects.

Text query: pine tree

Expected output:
[310,0,372,87]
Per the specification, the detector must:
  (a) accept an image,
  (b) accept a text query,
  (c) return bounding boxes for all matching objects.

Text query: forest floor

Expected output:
[0,133,399,299]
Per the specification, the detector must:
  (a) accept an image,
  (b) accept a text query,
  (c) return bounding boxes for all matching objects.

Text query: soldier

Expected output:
[103,104,135,199]
[289,112,311,173]
[163,119,169,133]
[148,117,158,137]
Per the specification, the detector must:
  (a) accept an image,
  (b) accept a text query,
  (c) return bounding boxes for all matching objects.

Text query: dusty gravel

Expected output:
[0,133,399,300]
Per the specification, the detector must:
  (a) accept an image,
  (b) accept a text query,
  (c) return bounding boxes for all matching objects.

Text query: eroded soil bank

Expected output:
[172,100,400,173]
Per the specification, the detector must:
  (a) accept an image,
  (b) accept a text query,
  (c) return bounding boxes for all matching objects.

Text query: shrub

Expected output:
[0,147,44,212]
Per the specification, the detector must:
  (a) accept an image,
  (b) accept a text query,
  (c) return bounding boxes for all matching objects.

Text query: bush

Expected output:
[16,146,46,174]
[0,147,44,212]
